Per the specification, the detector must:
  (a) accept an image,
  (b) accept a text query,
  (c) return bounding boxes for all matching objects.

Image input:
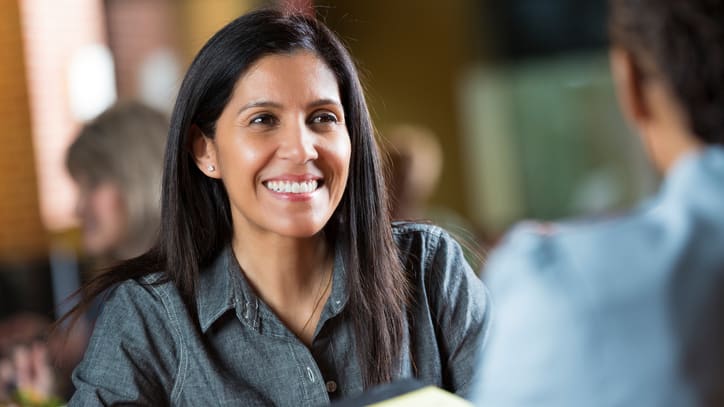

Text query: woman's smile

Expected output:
[262,175,324,201]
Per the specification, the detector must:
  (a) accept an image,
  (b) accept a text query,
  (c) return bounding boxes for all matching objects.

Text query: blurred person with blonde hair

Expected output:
[66,100,167,263]
[57,99,168,387]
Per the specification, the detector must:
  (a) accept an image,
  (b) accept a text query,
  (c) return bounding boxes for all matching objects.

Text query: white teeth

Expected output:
[265,180,318,194]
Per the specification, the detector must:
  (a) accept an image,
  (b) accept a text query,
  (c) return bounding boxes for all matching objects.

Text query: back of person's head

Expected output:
[66,101,167,260]
[609,0,724,146]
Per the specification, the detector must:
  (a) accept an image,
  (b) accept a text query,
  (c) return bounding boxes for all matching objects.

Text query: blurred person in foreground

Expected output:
[0,101,168,406]
[472,0,724,406]
[65,9,488,405]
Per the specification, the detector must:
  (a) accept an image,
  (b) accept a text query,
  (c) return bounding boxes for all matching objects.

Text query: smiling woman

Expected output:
[193,51,351,242]
[191,51,351,343]
[63,8,490,406]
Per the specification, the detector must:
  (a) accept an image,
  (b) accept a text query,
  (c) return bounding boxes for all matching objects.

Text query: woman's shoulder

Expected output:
[391,222,473,281]
[102,271,178,310]
[115,271,170,290]
[391,221,466,261]
[91,271,188,345]
[391,221,452,246]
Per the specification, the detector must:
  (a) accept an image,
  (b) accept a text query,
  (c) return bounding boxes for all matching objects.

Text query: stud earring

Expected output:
[207,165,215,172]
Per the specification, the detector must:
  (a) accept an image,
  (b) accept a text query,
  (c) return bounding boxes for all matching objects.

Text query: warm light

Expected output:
[68,44,117,122]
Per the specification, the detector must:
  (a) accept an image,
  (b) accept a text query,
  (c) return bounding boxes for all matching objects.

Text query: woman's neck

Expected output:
[231,228,333,328]
[233,230,329,288]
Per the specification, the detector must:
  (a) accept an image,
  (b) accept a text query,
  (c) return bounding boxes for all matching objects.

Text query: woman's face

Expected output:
[197,51,351,239]
[74,179,128,257]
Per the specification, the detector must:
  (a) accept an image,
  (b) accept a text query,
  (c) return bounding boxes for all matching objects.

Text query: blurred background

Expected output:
[0,0,657,322]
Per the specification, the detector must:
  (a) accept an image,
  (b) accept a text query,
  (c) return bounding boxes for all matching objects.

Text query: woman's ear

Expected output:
[610,46,649,127]
[190,125,221,179]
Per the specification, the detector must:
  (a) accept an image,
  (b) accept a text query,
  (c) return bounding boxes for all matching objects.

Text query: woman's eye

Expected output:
[249,114,277,126]
[310,112,339,124]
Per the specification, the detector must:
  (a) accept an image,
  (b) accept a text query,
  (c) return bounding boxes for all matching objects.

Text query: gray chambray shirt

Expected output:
[69,223,490,406]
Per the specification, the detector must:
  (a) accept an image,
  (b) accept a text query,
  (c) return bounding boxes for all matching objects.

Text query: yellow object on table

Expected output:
[370,386,472,407]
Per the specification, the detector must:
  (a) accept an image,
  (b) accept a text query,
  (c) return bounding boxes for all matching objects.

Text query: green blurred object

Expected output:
[460,51,658,236]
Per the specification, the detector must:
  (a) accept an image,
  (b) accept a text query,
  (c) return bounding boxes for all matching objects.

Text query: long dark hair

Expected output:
[66,9,410,387]
[609,0,724,146]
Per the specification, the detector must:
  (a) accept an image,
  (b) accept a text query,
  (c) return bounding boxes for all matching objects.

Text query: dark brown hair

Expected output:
[609,0,724,145]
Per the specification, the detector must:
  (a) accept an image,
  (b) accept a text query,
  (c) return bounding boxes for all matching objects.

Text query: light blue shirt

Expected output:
[472,146,724,406]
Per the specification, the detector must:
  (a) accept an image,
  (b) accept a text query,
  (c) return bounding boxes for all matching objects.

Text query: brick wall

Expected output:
[105,0,180,103]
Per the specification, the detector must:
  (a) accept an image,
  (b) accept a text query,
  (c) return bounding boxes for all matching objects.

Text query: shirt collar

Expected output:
[196,246,237,333]
[196,243,350,334]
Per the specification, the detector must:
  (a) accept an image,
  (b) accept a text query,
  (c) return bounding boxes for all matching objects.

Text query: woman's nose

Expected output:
[277,122,319,163]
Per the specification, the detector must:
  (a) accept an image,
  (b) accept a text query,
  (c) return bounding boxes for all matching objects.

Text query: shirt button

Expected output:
[306,366,316,383]
[326,380,337,393]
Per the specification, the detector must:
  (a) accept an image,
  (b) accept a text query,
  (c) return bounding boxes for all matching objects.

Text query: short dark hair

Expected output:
[609,0,724,145]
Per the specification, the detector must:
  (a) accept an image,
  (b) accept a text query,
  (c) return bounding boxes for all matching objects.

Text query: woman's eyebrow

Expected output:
[237,100,282,116]
[308,99,342,109]
[236,99,342,116]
